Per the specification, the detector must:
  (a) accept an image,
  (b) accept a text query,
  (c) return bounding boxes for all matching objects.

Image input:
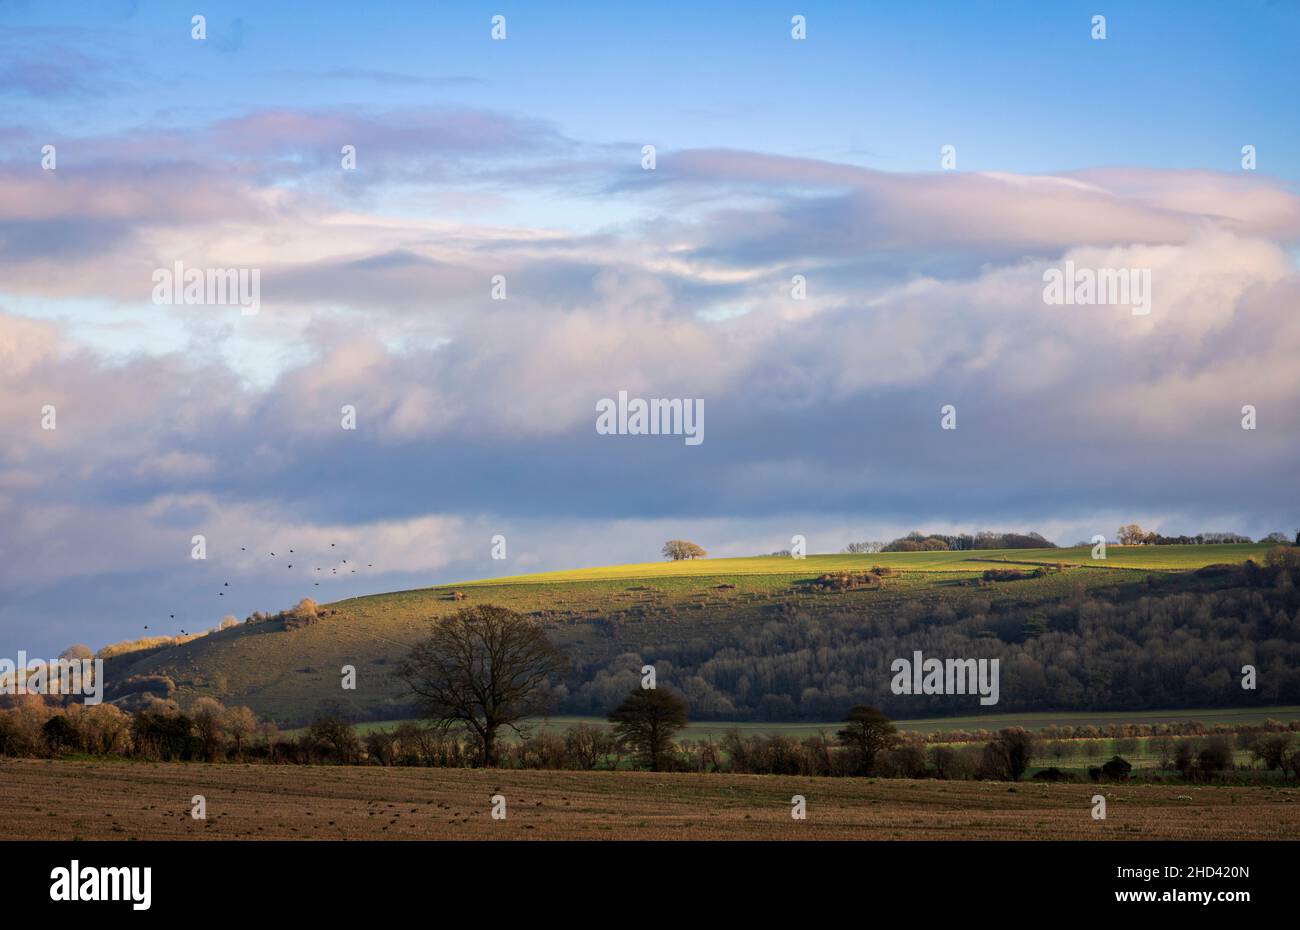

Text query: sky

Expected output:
[1,0,1298,656]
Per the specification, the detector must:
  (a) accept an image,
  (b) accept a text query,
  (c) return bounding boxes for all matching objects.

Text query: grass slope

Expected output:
[101,543,1279,725]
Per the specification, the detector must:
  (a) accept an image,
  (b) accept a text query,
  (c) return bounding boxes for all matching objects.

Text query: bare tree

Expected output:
[563,723,613,770]
[398,605,568,767]
[190,697,228,762]
[223,706,258,759]
[662,540,706,561]
[364,728,398,765]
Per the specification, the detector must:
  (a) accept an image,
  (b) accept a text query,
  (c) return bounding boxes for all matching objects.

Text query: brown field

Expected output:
[3,758,1298,840]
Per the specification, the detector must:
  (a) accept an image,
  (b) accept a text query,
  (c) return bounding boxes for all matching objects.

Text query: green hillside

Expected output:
[99,543,1294,726]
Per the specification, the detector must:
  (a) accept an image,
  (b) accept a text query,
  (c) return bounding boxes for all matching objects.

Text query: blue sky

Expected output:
[5,1,1298,178]
[1,0,1299,656]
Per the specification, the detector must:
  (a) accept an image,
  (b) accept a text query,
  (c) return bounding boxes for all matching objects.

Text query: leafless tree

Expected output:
[398,605,568,767]
[224,706,258,759]
[190,697,228,762]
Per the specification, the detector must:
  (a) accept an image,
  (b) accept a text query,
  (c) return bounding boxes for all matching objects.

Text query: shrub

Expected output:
[304,708,361,764]
[282,598,321,630]
[982,568,1043,582]
[1101,755,1132,780]
[809,571,882,592]
[1198,737,1234,778]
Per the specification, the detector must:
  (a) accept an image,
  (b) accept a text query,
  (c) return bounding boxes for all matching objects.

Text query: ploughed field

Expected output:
[4,758,1297,841]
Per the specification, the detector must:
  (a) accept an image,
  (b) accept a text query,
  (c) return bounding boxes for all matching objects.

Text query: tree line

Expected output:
[843,527,1289,553]
[7,600,1300,785]
[9,692,1299,784]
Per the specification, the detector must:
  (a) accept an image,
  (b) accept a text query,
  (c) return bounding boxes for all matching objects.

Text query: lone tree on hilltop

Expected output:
[836,705,897,776]
[1117,524,1153,546]
[398,604,568,767]
[662,540,706,561]
[608,686,689,771]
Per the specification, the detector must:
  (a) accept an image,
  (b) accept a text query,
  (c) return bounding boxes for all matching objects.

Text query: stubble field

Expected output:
[4,758,1296,841]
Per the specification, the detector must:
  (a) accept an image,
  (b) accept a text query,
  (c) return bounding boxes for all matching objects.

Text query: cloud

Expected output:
[640,151,1300,264]
[1,107,1298,655]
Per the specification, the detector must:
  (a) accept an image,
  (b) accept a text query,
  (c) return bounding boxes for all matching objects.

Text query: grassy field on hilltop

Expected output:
[98,542,1294,726]
[464,543,1274,585]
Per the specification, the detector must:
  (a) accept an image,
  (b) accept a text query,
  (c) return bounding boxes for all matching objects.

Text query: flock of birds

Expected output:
[148,543,378,634]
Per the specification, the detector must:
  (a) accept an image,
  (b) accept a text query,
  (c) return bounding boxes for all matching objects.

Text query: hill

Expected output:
[98,543,1300,726]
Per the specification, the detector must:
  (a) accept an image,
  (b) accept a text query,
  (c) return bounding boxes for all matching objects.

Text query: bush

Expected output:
[304,709,361,763]
[512,731,567,769]
[878,741,928,778]
[1100,755,1132,780]
[131,705,199,761]
[282,598,321,631]
[1198,737,1234,778]
[809,571,883,592]
[982,568,1043,582]
[42,714,79,754]
[563,723,615,770]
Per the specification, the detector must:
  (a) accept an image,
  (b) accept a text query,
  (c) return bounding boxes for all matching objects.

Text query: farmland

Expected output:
[5,757,1296,841]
